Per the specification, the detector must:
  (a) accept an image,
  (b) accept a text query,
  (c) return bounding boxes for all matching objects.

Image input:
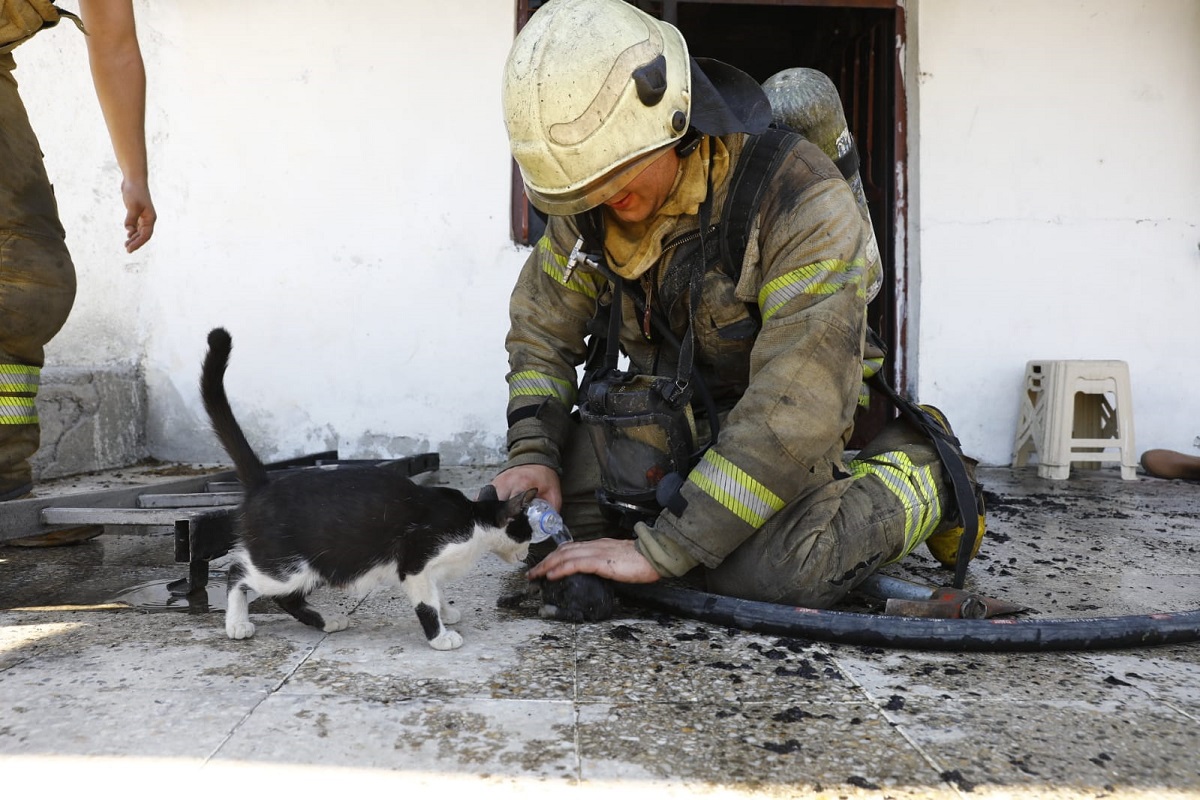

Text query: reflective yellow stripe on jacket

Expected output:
[507,369,575,407]
[690,449,786,528]
[757,258,866,323]
[536,237,605,299]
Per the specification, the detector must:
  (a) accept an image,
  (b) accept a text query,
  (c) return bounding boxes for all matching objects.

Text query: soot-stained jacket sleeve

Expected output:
[503,216,606,473]
[635,140,874,575]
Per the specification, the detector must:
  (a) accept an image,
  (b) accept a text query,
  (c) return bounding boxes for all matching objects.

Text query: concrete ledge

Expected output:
[31,366,147,480]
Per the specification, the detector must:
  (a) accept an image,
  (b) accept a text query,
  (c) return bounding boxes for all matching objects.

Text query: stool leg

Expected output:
[1038,362,1072,480]
[1038,464,1071,480]
[1115,365,1137,481]
[1013,362,1047,468]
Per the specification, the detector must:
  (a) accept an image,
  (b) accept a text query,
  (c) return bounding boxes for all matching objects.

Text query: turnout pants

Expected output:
[0,52,77,497]
[557,412,950,609]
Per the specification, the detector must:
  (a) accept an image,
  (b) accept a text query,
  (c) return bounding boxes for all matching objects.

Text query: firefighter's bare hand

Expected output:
[488,464,561,509]
[526,538,661,584]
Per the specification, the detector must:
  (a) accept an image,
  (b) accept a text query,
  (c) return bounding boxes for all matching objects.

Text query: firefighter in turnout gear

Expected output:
[1,1,156,543]
[491,0,982,609]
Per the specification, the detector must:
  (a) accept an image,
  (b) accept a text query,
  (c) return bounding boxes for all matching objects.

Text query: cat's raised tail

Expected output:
[200,328,269,495]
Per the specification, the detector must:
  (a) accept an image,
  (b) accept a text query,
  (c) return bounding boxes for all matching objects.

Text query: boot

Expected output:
[0,476,33,502]
[918,405,987,569]
[1,473,104,548]
[5,525,105,547]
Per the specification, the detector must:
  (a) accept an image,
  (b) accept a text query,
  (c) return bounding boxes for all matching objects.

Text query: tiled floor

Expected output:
[1,464,1197,798]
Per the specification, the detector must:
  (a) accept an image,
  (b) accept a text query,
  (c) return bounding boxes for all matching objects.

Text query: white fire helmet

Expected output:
[502,0,771,216]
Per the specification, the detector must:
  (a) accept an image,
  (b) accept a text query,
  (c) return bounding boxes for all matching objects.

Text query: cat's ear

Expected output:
[478,484,499,502]
[502,487,538,518]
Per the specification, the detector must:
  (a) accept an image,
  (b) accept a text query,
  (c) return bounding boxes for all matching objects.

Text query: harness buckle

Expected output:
[565,236,599,284]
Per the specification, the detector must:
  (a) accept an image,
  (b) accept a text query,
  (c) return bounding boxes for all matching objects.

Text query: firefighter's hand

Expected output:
[526,538,661,584]
[489,464,561,509]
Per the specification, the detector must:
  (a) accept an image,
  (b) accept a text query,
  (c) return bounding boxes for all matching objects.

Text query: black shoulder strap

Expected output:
[573,208,606,260]
[571,208,615,383]
[719,126,799,284]
[867,373,982,590]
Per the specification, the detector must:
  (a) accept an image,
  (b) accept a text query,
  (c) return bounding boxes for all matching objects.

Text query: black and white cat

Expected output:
[200,327,537,650]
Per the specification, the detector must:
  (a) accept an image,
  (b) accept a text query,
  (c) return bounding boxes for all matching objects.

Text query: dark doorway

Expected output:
[511,0,908,443]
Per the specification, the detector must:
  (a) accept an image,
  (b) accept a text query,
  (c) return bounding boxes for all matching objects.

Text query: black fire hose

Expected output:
[615,583,1200,652]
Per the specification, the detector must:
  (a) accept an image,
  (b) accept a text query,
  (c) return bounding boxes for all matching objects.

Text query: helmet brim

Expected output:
[522,142,675,217]
[689,57,773,136]
[520,56,772,217]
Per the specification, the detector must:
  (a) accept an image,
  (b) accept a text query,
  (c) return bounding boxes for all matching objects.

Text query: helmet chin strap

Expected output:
[674,129,703,158]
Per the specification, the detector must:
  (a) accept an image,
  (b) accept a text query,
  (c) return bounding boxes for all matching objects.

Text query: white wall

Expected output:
[913,0,1200,464]
[13,1,1200,470]
[17,1,529,466]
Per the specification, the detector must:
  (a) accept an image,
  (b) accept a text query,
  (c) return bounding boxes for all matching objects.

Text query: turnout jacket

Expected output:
[503,132,880,577]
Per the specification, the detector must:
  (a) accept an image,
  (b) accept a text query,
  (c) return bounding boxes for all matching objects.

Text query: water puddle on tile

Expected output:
[109,572,227,613]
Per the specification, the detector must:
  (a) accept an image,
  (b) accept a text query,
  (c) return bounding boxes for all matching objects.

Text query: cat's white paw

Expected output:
[429,629,464,650]
[441,605,462,625]
[322,614,350,632]
[226,621,256,639]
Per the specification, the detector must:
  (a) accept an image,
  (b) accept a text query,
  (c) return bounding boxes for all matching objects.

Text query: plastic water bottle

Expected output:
[526,498,572,546]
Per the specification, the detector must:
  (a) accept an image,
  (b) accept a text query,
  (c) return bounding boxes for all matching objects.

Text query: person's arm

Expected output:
[492,218,603,502]
[78,0,156,252]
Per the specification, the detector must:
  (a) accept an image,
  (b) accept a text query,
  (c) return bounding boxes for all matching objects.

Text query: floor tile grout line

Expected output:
[1066,647,1200,723]
[571,620,584,781]
[821,642,970,800]
[201,629,332,764]
[201,690,273,765]
[1163,700,1200,725]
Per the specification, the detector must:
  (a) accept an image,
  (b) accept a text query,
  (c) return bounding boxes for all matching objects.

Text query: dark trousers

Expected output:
[0,53,77,492]
[558,413,948,609]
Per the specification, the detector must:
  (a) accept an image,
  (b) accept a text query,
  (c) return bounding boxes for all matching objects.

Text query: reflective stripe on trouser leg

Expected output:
[0,364,40,484]
[703,470,907,609]
[0,394,37,424]
[847,450,942,563]
[0,364,39,424]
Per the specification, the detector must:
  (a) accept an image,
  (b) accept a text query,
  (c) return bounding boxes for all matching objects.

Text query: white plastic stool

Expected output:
[1012,360,1137,480]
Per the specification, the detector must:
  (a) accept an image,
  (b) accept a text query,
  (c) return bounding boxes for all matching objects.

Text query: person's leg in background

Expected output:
[0,53,99,545]
[1140,448,1200,481]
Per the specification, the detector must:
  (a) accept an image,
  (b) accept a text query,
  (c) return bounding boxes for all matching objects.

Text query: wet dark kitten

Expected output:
[200,327,536,650]
[536,573,615,622]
